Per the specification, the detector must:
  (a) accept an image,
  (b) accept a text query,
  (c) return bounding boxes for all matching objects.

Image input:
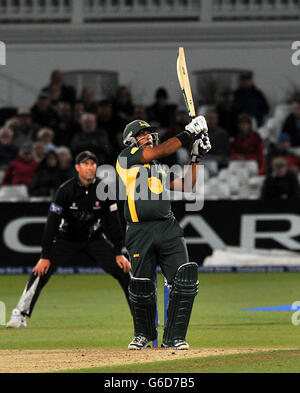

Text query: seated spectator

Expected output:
[161,110,190,166]
[80,87,97,113]
[32,141,46,163]
[74,100,85,124]
[261,157,300,200]
[265,133,300,174]
[52,101,81,147]
[42,70,76,105]
[71,113,112,165]
[147,87,177,128]
[56,146,76,180]
[17,107,38,136]
[29,150,64,197]
[203,110,231,168]
[281,98,300,146]
[96,99,119,137]
[2,142,38,187]
[231,113,264,172]
[5,117,32,148]
[234,72,269,127]
[216,88,240,138]
[164,109,189,139]
[113,85,135,130]
[0,128,18,169]
[31,91,58,128]
[36,128,56,152]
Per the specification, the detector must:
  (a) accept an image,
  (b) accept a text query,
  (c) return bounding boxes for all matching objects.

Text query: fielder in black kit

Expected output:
[6,151,131,328]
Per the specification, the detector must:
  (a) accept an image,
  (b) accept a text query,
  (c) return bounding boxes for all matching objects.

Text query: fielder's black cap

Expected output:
[75,151,98,165]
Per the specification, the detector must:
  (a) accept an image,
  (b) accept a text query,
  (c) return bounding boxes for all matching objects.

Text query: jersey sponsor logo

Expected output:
[109,203,118,212]
[69,202,78,210]
[93,201,101,210]
[49,202,63,215]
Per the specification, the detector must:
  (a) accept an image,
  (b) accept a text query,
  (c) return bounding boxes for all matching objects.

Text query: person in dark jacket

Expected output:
[261,157,300,200]
[281,98,300,147]
[29,150,64,197]
[234,72,269,127]
[0,128,18,169]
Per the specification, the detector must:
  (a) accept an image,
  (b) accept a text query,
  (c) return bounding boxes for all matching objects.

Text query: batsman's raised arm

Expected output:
[169,129,212,191]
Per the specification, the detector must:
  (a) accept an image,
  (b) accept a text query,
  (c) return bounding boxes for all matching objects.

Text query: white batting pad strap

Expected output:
[109,203,118,212]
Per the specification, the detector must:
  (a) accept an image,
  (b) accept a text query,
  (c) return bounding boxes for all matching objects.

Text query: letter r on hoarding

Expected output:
[0,41,6,65]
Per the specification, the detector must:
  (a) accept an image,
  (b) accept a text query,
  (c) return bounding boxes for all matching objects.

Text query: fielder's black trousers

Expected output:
[20,237,130,317]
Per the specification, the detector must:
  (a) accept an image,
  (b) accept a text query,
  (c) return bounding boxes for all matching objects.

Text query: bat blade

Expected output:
[177,47,196,118]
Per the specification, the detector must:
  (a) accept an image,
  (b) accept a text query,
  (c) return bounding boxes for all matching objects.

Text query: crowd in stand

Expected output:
[1,69,300,200]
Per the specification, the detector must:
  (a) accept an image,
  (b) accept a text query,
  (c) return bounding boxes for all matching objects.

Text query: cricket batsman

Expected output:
[117,117,211,350]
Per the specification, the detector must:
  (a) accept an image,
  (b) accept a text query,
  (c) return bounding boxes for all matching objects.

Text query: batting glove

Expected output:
[191,131,211,163]
[185,116,208,137]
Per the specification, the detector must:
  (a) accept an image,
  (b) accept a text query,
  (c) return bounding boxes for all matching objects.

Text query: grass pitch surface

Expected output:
[1,273,300,372]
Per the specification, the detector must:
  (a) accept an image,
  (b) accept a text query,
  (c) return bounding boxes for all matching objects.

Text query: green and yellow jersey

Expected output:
[116,146,173,223]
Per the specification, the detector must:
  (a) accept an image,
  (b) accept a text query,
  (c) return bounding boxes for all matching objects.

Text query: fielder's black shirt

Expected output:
[41,176,124,259]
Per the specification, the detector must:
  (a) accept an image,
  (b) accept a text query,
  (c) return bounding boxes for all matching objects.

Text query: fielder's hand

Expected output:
[33,259,51,277]
[185,116,208,137]
[116,255,131,273]
[191,132,212,162]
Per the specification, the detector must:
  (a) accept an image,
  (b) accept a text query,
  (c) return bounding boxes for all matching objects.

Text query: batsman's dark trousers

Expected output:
[20,237,130,317]
[125,216,189,283]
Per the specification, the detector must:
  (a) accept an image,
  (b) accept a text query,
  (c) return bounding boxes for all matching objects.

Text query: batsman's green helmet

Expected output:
[123,120,158,146]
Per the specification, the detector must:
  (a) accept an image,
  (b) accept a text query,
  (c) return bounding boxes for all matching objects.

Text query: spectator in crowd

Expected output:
[203,110,231,169]
[32,141,46,163]
[0,128,18,169]
[36,128,56,152]
[42,70,76,105]
[231,113,264,172]
[96,99,118,137]
[71,113,112,165]
[159,109,190,166]
[29,150,64,197]
[56,146,76,180]
[5,117,32,148]
[2,142,38,187]
[113,85,135,130]
[261,157,300,200]
[17,108,38,141]
[164,109,189,140]
[281,98,300,147]
[52,101,81,147]
[31,92,58,128]
[265,133,300,175]
[147,87,177,128]
[80,87,97,113]
[234,72,269,127]
[216,88,240,138]
[74,100,85,125]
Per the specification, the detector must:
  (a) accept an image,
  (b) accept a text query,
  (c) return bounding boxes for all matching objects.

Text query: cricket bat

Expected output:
[177,47,196,118]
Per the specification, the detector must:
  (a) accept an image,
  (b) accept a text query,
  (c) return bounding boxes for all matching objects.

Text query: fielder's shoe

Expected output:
[6,309,27,328]
[162,339,190,350]
[128,335,150,350]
